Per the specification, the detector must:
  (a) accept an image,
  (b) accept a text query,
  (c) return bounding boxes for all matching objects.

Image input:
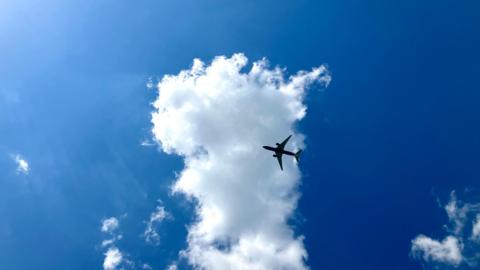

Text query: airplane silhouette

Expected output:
[263,135,302,170]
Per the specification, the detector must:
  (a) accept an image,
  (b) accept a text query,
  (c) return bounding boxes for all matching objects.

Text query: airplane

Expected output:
[263,135,302,170]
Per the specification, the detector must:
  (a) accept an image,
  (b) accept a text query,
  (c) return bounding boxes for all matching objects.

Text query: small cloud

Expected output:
[102,234,123,248]
[142,263,153,270]
[445,191,469,234]
[98,217,140,270]
[101,217,119,233]
[314,64,332,88]
[411,235,463,266]
[143,202,170,245]
[411,190,480,268]
[101,239,114,247]
[146,77,156,90]
[13,154,29,175]
[101,238,118,247]
[165,263,177,270]
[103,248,123,270]
[140,139,156,147]
[472,214,480,241]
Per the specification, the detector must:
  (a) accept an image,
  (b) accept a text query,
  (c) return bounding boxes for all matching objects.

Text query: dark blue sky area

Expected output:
[0,1,479,269]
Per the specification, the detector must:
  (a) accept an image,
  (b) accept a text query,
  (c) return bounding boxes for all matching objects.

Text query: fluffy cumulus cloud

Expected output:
[13,154,29,175]
[411,191,480,268]
[411,235,463,266]
[151,53,330,269]
[103,248,123,270]
[143,201,170,245]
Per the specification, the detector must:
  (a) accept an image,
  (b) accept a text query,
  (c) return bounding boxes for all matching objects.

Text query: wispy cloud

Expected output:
[146,77,156,90]
[472,215,480,241]
[151,53,330,269]
[13,154,29,175]
[142,263,153,270]
[99,216,154,270]
[140,139,156,147]
[143,201,170,245]
[411,191,480,268]
[101,239,116,248]
[101,217,119,234]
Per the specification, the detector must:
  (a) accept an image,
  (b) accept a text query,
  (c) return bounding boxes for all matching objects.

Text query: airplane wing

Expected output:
[276,135,292,152]
[276,153,284,170]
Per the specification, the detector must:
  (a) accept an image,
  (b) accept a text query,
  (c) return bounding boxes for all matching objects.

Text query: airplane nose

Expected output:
[262,146,268,149]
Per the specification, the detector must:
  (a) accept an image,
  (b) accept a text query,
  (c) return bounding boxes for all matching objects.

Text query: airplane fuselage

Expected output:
[263,135,302,170]
[262,146,295,156]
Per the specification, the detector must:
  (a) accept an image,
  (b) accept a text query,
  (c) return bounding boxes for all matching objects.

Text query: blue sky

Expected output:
[1,0,480,269]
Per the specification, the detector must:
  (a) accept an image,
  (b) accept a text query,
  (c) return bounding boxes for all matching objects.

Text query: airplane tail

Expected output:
[294,149,302,162]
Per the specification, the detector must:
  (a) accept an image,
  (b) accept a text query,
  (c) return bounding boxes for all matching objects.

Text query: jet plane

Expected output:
[263,135,302,170]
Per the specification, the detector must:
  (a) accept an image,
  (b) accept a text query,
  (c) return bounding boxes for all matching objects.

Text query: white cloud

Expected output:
[101,217,119,233]
[101,235,122,248]
[98,216,158,270]
[317,68,332,88]
[143,202,169,245]
[472,214,480,240]
[146,77,156,90]
[411,235,463,266]
[151,53,330,269]
[140,139,156,147]
[165,264,177,270]
[411,191,480,268]
[102,239,115,247]
[445,191,469,235]
[99,217,129,270]
[13,154,29,175]
[142,263,153,270]
[103,248,123,270]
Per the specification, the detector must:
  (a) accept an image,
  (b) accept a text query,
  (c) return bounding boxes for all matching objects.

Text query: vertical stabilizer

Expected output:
[294,150,302,162]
